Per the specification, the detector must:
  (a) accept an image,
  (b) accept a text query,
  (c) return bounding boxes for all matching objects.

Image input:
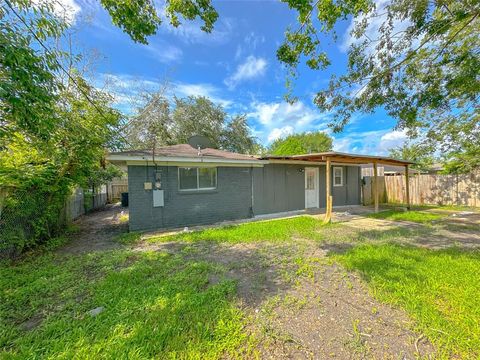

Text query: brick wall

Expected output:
[128,165,253,231]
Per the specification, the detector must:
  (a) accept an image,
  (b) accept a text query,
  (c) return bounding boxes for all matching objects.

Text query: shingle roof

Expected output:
[110,144,259,161]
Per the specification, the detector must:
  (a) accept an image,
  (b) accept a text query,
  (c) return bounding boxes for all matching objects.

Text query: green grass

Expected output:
[2,215,479,358]
[0,250,255,359]
[334,244,480,359]
[386,203,479,212]
[366,209,445,224]
[114,231,142,245]
[149,216,325,244]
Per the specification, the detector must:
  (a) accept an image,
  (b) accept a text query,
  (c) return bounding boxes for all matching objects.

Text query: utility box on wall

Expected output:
[153,190,164,207]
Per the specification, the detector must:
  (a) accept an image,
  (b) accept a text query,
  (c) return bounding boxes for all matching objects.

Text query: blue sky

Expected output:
[61,0,408,154]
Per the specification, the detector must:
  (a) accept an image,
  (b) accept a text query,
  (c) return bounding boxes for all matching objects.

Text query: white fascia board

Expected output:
[106,155,266,167]
[266,159,361,167]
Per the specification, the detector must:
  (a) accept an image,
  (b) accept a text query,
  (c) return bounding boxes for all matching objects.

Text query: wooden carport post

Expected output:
[373,161,379,213]
[324,157,333,223]
[405,164,411,210]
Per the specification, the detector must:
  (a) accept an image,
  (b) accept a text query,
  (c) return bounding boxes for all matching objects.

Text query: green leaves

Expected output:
[100,0,161,44]
[277,0,479,170]
[127,95,259,154]
[100,0,219,44]
[1,1,124,249]
[269,131,333,156]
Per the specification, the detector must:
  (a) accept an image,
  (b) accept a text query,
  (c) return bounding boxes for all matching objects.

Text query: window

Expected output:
[333,167,343,187]
[178,167,217,191]
[306,169,315,190]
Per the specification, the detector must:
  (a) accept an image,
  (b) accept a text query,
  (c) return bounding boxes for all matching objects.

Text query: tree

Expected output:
[220,114,258,154]
[126,93,172,150]
[100,0,218,44]
[127,95,259,154]
[172,96,226,148]
[269,131,333,156]
[388,143,435,172]
[276,0,479,168]
[0,1,122,251]
[441,137,480,174]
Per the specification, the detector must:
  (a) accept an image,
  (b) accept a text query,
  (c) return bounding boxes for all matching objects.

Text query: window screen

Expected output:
[306,170,315,190]
[179,167,198,190]
[178,167,217,191]
[333,167,343,186]
[198,168,217,189]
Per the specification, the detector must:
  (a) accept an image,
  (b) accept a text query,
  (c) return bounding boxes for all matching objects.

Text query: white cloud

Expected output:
[378,129,408,151]
[253,103,280,125]
[173,83,233,108]
[224,56,267,89]
[236,32,266,60]
[248,100,331,144]
[158,8,233,45]
[332,129,408,155]
[140,40,183,63]
[33,0,81,24]
[268,126,294,142]
[94,73,234,113]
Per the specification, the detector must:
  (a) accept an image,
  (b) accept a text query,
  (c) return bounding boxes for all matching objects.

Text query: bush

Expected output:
[0,188,69,258]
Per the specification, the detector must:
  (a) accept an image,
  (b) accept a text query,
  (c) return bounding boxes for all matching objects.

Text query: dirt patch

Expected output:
[336,216,480,250]
[253,263,435,359]
[57,204,128,255]
[135,238,436,358]
[19,315,43,331]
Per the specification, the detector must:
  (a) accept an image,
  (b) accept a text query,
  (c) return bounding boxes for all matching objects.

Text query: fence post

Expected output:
[405,165,410,209]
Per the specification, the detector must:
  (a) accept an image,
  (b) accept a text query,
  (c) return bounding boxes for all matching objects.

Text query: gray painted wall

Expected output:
[331,165,362,206]
[253,164,361,214]
[128,165,253,231]
[252,164,305,215]
[127,163,361,231]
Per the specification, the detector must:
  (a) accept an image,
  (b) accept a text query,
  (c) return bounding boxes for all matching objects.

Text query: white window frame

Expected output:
[178,167,217,191]
[333,166,343,187]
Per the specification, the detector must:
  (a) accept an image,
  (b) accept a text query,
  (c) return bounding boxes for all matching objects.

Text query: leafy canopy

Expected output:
[388,142,435,172]
[126,95,259,154]
[269,131,332,156]
[100,0,218,44]
[277,0,479,169]
[0,1,122,249]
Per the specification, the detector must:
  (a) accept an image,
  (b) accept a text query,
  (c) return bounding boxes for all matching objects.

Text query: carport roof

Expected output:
[261,151,414,166]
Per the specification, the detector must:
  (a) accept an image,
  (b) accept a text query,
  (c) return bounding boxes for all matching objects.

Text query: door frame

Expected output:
[304,167,319,208]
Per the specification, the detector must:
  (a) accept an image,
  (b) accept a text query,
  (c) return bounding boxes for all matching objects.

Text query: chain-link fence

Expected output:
[0,189,51,258]
[0,186,107,258]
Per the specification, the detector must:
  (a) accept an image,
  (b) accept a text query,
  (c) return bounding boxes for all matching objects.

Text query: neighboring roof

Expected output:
[262,151,414,166]
[429,163,444,172]
[361,164,419,175]
[109,144,259,162]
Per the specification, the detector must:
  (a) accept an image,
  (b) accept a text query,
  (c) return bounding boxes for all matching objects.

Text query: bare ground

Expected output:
[139,238,437,359]
[56,205,480,358]
[58,204,128,255]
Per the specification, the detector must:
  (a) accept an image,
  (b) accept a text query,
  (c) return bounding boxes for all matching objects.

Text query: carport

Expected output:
[261,152,414,223]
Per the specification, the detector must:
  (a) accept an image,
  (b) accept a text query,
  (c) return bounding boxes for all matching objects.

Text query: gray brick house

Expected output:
[107,144,411,231]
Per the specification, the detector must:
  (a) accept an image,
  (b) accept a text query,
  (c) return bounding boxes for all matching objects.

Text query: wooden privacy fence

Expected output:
[363,170,480,207]
[106,178,128,203]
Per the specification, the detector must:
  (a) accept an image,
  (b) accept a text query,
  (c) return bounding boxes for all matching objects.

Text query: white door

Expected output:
[305,167,319,208]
